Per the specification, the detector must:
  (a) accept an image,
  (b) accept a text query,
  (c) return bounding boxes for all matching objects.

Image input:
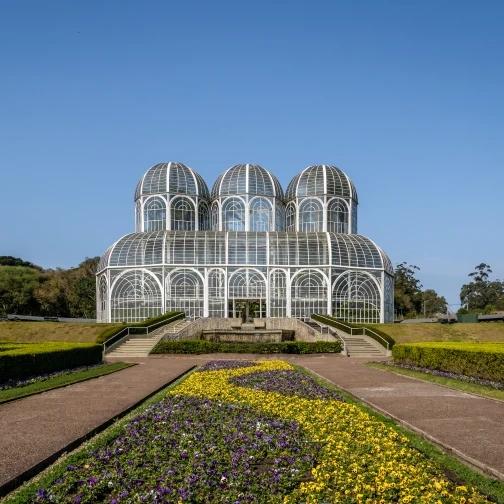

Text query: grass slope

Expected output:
[0,362,133,404]
[0,322,123,343]
[369,322,504,344]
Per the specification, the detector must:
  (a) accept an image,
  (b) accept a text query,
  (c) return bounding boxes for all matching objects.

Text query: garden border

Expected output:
[0,365,195,498]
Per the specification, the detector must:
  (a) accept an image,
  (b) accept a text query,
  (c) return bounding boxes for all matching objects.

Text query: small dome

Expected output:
[211,163,284,199]
[135,162,210,200]
[286,164,358,202]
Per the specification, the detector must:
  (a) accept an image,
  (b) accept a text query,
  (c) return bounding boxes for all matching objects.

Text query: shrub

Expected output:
[312,314,395,349]
[96,311,184,344]
[0,342,103,382]
[392,342,504,383]
[152,340,342,355]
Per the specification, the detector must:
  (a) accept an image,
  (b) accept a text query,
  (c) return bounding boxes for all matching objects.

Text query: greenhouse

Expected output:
[97,163,394,323]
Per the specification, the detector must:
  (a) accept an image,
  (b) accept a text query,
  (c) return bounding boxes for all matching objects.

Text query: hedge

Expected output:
[0,342,103,383]
[312,314,395,349]
[152,340,343,355]
[392,342,504,383]
[96,311,184,344]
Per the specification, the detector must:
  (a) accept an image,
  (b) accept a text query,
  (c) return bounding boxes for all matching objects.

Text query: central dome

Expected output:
[211,164,284,199]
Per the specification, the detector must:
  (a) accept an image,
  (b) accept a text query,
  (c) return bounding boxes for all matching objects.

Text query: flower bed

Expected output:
[16,360,490,503]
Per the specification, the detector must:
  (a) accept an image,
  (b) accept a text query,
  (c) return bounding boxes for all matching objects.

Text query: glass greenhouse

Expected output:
[97,163,394,323]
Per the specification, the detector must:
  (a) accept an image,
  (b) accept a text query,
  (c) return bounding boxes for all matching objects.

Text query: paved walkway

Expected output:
[0,358,197,493]
[2,353,503,494]
[291,354,504,480]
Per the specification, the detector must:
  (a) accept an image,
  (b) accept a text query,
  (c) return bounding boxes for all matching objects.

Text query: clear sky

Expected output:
[1,0,503,308]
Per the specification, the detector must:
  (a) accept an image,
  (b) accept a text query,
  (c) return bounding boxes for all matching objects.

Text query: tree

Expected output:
[0,256,42,269]
[394,262,423,318]
[0,266,43,316]
[421,289,447,316]
[460,263,504,312]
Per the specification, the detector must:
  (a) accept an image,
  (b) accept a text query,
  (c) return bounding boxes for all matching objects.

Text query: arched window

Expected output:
[110,270,162,322]
[97,276,108,322]
[270,269,287,317]
[291,269,328,319]
[171,198,195,230]
[208,269,225,317]
[327,199,348,233]
[286,202,296,231]
[299,199,323,232]
[333,271,381,323]
[166,269,203,318]
[228,269,266,299]
[143,197,166,231]
[222,198,245,231]
[198,202,209,230]
[250,197,272,232]
[211,202,220,230]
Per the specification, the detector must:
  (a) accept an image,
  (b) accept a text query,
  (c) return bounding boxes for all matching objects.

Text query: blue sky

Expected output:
[1,0,503,307]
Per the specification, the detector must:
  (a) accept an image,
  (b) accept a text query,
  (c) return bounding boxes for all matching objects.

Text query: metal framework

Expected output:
[98,162,393,323]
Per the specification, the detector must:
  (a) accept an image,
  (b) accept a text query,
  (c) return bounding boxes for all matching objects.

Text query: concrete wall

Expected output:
[164,317,340,343]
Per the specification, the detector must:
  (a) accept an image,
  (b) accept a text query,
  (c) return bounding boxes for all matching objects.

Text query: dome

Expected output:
[211,164,284,199]
[134,162,210,201]
[285,164,358,202]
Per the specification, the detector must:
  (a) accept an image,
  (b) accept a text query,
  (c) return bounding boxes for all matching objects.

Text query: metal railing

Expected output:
[299,319,347,354]
[103,313,185,355]
[312,314,391,351]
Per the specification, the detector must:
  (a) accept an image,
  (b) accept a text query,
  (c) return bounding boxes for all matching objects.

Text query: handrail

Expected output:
[299,319,347,354]
[312,314,391,351]
[103,313,184,354]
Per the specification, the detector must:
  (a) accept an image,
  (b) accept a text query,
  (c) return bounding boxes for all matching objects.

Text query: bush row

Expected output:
[97,311,184,344]
[392,343,504,383]
[0,342,103,382]
[152,339,343,355]
[312,314,395,349]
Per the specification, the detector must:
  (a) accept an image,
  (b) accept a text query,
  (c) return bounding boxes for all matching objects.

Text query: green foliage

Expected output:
[312,314,395,349]
[0,256,42,269]
[0,362,132,404]
[0,256,100,318]
[152,339,342,354]
[0,266,44,316]
[392,342,504,383]
[0,342,103,382]
[97,311,184,344]
[460,263,504,312]
[393,263,447,319]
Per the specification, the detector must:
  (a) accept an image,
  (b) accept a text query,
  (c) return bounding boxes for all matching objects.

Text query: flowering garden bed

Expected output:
[8,360,493,503]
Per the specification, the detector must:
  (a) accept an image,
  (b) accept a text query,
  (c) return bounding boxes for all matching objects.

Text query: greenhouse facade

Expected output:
[96,163,394,323]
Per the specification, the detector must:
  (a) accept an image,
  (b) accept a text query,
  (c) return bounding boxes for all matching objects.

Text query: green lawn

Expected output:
[0,362,133,404]
[368,362,504,402]
[369,322,504,344]
[0,321,123,343]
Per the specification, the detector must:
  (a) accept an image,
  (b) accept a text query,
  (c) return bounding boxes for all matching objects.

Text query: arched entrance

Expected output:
[228,268,267,320]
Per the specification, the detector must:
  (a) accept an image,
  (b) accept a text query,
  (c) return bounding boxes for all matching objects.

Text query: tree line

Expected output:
[0,255,502,320]
[0,256,98,318]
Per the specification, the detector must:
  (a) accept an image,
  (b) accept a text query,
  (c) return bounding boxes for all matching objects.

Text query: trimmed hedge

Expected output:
[152,340,343,355]
[312,314,395,349]
[0,342,103,382]
[96,311,184,344]
[392,342,504,383]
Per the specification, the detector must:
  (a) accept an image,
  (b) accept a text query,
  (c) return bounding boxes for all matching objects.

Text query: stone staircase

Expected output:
[106,319,191,358]
[341,335,387,358]
[306,318,389,358]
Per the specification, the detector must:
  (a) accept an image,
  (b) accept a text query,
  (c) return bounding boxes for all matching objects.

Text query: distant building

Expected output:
[96,163,394,323]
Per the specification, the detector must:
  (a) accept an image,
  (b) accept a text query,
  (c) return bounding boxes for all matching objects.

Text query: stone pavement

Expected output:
[0,358,198,494]
[290,354,504,480]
